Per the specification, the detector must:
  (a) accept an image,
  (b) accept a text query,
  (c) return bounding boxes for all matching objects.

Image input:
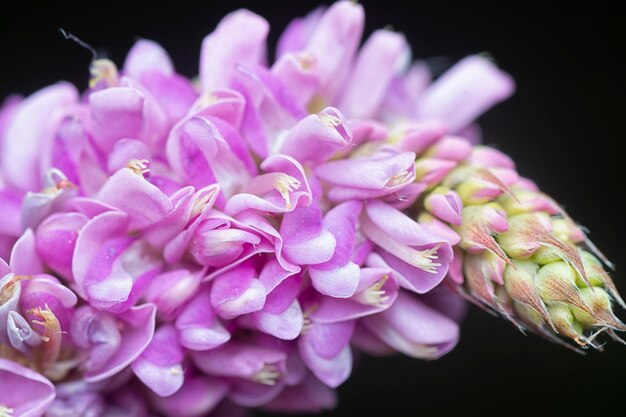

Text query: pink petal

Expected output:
[200,9,269,91]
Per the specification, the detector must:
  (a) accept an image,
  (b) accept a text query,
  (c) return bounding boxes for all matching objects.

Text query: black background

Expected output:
[1,2,625,416]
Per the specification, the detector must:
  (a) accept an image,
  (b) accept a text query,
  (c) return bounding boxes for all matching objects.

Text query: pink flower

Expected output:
[0,1,615,415]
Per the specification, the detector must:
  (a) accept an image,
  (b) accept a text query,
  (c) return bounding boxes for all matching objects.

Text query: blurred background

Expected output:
[1,1,624,415]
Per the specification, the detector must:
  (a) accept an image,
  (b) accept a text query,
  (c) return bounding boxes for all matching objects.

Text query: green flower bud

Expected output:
[532,246,563,265]
[504,260,554,329]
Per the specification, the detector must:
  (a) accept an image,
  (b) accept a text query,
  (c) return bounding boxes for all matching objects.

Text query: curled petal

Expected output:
[131,325,185,397]
[124,39,174,79]
[210,262,266,320]
[175,288,230,351]
[150,376,229,417]
[82,303,156,382]
[276,107,352,163]
[225,154,312,215]
[339,29,408,119]
[0,358,56,417]
[415,55,515,132]
[200,9,269,91]
[362,291,459,359]
[1,82,78,191]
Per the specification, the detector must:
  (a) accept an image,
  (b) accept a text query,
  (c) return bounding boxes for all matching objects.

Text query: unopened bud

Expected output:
[572,287,626,331]
[504,260,554,330]
[498,190,560,217]
[413,158,456,186]
[497,213,551,259]
[424,186,463,225]
[423,136,473,162]
[536,262,594,315]
[548,305,586,344]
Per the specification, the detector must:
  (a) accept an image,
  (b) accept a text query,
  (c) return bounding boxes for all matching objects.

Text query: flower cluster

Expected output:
[0,1,622,416]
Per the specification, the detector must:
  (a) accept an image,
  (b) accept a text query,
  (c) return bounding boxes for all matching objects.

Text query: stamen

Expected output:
[190,188,218,219]
[89,59,118,89]
[0,405,14,417]
[250,363,281,386]
[28,304,62,367]
[385,170,414,188]
[127,159,151,177]
[42,179,77,195]
[274,175,301,209]
[245,172,302,209]
[361,214,442,274]
[192,92,218,112]
[355,275,390,306]
[319,113,342,128]
[296,52,316,71]
[301,304,319,335]
[0,275,29,305]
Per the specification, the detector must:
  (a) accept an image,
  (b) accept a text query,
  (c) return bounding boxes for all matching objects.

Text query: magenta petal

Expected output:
[425,189,463,225]
[312,267,400,323]
[316,151,416,202]
[97,168,173,231]
[35,212,89,280]
[161,185,221,264]
[143,269,203,320]
[258,258,301,294]
[262,374,337,413]
[304,319,354,359]
[1,82,78,191]
[150,376,229,417]
[298,338,352,388]
[228,379,285,408]
[419,215,461,246]
[124,39,174,79]
[361,291,459,359]
[303,0,365,101]
[131,325,185,397]
[0,358,56,417]
[139,72,198,127]
[469,146,516,169]
[271,53,320,109]
[7,311,42,354]
[426,136,473,162]
[253,300,303,341]
[233,64,304,158]
[107,139,151,174]
[277,107,352,163]
[210,262,266,320]
[0,189,22,238]
[88,87,145,153]
[276,7,324,57]
[21,168,78,230]
[192,342,287,382]
[309,262,360,299]
[175,288,230,351]
[339,29,408,119]
[318,200,360,270]
[280,200,336,266]
[415,55,515,132]
[347,118,388,147]
[72,211,133,307]
[189,88,247,132]
[225,154,312,215]
[363,200,453,293]
[253,275,304,340]
[84,303,156,382]
[200,9,269,91]
[10,229,44,275]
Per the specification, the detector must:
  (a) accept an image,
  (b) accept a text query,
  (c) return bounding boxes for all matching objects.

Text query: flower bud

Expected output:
[424,187,462,225]
[535,262,594,315]
[503,260,554,329]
